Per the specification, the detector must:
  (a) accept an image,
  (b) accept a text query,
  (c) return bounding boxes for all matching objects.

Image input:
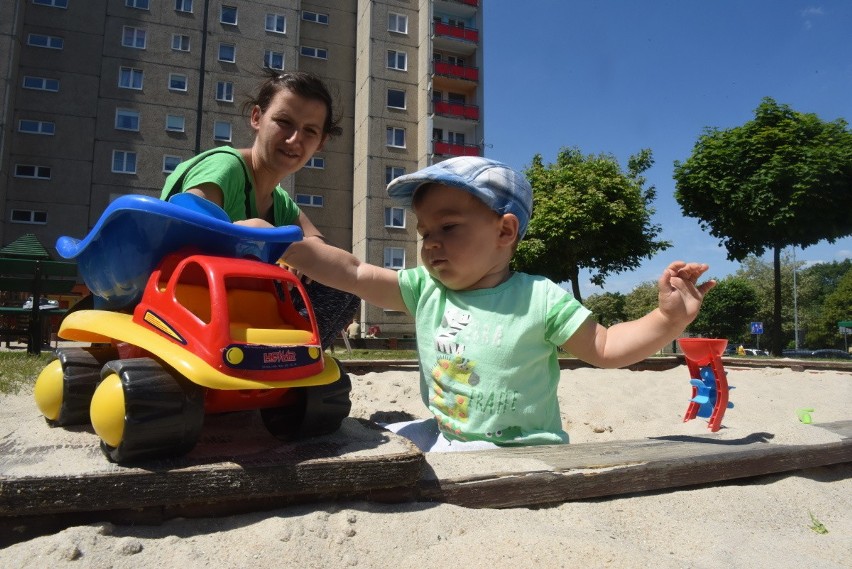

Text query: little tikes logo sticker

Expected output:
[263,349,297,364]
[222,344,319,370]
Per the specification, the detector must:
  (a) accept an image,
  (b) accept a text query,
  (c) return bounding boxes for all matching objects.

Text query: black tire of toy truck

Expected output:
[46,345,120,427]
[97,357,205,464]
[261,363,353,441]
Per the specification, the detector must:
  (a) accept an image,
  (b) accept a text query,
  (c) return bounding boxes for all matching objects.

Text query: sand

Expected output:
[1,362,850,568]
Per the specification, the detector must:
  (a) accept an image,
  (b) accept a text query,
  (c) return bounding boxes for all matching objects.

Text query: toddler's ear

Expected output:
[498,213,520,245]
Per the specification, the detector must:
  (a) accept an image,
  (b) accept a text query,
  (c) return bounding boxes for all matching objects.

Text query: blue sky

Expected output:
[482,0,852,297]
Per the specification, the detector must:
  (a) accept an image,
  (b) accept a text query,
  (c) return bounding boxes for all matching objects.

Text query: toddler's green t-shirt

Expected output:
[398,267,592,446]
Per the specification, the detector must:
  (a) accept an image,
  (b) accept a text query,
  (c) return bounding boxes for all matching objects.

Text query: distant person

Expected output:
[346,318,361,339]
[281,157,715,451]
[160,69,358,348]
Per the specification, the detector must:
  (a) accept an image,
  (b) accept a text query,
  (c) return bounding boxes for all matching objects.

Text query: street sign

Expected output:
[750,322,763,335]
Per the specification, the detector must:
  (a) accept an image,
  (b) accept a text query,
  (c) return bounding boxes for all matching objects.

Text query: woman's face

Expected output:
[251,88,328,176]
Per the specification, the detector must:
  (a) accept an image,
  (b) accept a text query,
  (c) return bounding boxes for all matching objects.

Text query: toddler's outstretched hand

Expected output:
[657,261,715,324]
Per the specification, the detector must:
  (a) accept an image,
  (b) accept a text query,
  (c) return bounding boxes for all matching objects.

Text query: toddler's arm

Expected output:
[281,238,408,313]
[563,261,715,368]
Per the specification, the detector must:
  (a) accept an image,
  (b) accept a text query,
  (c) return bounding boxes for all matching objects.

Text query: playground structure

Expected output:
[679,338,733,432]
[33,194,351,463]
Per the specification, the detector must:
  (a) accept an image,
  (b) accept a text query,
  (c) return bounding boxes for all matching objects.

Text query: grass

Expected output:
[0,351,55,395]
[332,348,417,360]
[0,348,417,396]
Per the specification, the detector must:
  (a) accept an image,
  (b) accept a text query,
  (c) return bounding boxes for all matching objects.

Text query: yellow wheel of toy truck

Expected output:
[33,346,119,426]
[261,360,352,441]
[93,358,205,464]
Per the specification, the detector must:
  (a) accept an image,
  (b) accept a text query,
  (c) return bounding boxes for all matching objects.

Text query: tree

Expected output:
[623,281,658,321]
[803,262,852,348]
[513,147,670,302]
[673,98,852,355]
[583,291,626,327]
[687,276,760,341]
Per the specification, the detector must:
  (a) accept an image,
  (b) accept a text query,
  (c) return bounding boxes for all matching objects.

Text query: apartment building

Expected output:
[0,0,484,336]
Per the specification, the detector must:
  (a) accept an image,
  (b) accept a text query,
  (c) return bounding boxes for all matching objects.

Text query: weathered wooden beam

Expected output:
[417,420,852,508]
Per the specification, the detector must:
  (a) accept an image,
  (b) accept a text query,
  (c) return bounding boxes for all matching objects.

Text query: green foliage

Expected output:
[513,147,670,302]
[688,276,760,340]
[674,98,852,354]
[807,268,852,348]
[623,281,659,321]
[583,291,626,326]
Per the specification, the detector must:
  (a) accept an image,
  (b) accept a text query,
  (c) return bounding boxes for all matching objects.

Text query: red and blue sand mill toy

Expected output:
[679,338,734,432]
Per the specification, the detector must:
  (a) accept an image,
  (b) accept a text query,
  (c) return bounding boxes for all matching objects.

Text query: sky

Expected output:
[482,0,852,298]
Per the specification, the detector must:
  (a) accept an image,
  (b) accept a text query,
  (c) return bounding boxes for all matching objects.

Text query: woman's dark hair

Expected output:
[243,69,343,138]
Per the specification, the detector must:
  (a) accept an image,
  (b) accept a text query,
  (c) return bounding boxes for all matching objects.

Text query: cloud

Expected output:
[800,6,825,30]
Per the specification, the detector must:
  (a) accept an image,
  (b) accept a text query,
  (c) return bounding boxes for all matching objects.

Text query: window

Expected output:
[385,207,405,228]
[388,13,408,34]
[215,81,234,102]
[300,46,327,60]
[10,209,48,225]
[449,131,465,145]
[33,0,68,7]
[169,73,188,91]
[386,127,405,148]
[305,157,325,169]
[163,155,182,173]
[112,150,137,174]
[218,43,236,63]
[387,89,406,109]
[448,92,465,104]
[385,166,405,184]
[213,121,231,141]
[165,114,185,132]
[14,164,51,179]
[302,11,328,25]
[126,0,149,9]
[122,26,147,49]
[18,119,55,135]
[384,247,405,270]
[23,76,59,91]
[115,108,140,131]
[118,67,143,90]
[220,5,237,25]
[264,50,284,70]
[27,33,63,49]
[171,34,190,51]
[265,13,285,33]
[174,0,192,12]
[387,50,407,71]
[295,194,324,207]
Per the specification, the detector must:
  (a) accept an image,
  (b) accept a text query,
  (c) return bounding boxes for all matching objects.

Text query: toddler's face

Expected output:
[413,184,510,291]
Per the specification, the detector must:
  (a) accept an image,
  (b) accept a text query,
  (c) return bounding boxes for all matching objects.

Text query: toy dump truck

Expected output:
[33,194,351,463]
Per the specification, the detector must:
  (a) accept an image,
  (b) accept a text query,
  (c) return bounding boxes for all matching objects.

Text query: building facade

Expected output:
[0,0,484,336]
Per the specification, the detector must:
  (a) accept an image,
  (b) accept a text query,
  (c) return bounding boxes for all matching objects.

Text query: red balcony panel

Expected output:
[458,0,479,6]
[433,141,481,157]
[433,101,480,121]
[434,61,479,82]
[434,22,479,43]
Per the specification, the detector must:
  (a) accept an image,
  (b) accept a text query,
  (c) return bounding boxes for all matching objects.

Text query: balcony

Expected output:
[433,140,481,157]
[433,21,479,44]
[447,0,479,6]
[433,100,480,121]
[433,60,479,82]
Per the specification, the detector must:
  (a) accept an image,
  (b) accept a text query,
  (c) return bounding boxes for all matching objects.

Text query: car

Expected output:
[782,349,815,359]
[810,349,852,360]
[22,296,60,310]
[743,348,768,356]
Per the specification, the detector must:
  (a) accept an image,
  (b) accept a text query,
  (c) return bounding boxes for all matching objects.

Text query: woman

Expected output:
[161,70,358,348]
